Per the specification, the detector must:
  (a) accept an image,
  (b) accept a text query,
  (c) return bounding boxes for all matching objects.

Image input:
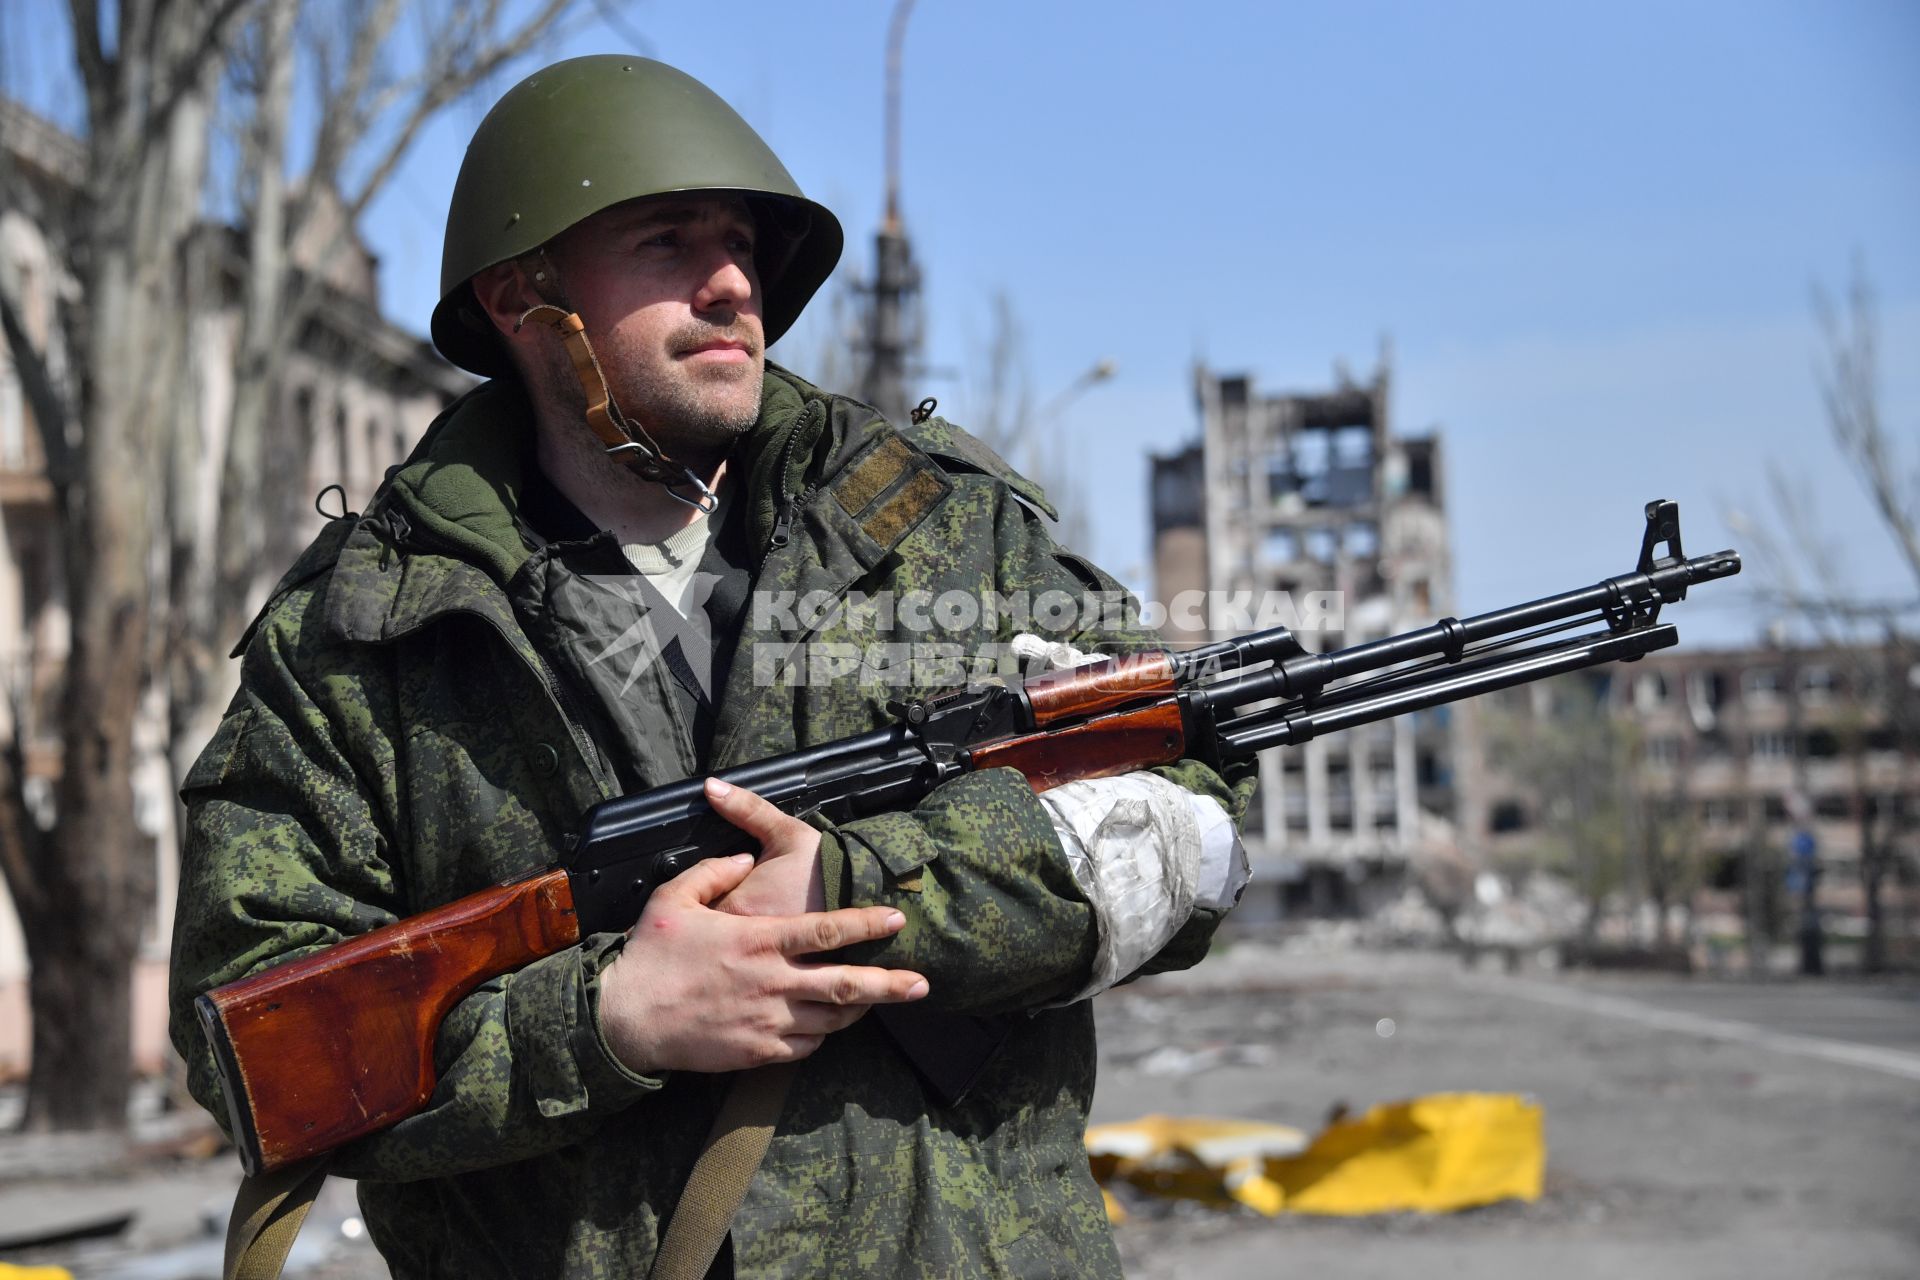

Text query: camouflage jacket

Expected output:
[170,366,1252,1279]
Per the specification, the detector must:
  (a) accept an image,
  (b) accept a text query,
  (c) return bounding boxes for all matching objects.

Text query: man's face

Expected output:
[541,194,765,459]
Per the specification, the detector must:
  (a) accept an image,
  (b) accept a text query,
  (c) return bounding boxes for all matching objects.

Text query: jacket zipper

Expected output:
[763,401,824,564]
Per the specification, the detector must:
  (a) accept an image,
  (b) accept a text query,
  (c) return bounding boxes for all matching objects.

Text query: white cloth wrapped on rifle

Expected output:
[1011,634,1252,1003]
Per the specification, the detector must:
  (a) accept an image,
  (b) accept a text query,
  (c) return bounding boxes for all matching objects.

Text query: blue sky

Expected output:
[8,1,1917,644]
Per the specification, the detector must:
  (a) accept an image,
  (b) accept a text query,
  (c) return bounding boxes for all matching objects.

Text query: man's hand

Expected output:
[704,776,827,918]
[598,845,927,1076]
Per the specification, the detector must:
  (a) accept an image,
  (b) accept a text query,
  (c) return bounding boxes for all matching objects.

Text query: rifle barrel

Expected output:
[1213,625,1679,755]
[1190,549,1737,714]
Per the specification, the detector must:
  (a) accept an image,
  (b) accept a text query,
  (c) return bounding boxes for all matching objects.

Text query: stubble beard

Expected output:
[608,318,764,471]
[528,314,768,527]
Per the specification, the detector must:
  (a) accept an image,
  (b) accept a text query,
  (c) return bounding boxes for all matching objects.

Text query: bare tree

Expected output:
[1636,739,1704,952]
[769,263,861,395]
[1485,678,1637,950]
[180,0,576,798]
[0,0,589,1132]
[964,291,1092,551]
[1729,258,1920,973]
[1815,265,1920,589]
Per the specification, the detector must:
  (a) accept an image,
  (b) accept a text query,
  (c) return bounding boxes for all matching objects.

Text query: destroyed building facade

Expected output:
[1153,358,1467,919]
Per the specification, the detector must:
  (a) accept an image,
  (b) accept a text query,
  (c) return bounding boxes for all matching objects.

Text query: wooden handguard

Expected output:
[1021,651,1177,726]
[970,698,1188,792]
[196,869,580,1175]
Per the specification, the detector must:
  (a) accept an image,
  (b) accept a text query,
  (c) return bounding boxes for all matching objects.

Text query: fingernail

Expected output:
[731,852,755,864]
[906,979,929,1000]
[884,910,905,929]
[707,777,734,797]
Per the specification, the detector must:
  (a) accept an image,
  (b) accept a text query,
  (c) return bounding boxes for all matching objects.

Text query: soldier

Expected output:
[171,56,1252,1279]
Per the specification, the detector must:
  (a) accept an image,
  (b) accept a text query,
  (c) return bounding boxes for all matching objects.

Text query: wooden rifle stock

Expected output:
[196,869,578,1175]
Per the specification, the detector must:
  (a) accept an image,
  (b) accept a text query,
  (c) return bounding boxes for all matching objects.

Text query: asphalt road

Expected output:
[4,946,1915,1278]
[1095,944,1920,1280]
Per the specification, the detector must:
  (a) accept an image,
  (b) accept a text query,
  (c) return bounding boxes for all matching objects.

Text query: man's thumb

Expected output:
[704,776,790,842]
[663,852,756,906]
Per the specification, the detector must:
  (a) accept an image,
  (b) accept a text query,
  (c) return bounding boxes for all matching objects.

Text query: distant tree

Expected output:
[0,0,589,1133]
[1729,258,1920,973]
[1634,739,1705,951]
[963,290,1093,552]
[1486,678,1637,947]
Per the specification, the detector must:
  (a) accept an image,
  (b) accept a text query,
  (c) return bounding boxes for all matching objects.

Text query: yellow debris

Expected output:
[1086,1113,1310,1215]
[1088,1093,1544,1218]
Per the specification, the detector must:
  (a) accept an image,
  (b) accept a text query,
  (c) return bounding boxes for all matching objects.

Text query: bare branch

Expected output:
[1814,259,1920,590]
[66,0,112,124]
[126,0,259,180]
[0,716,52,927]
[0,282,74,512]
[275,0,577,344]
[587,0,653,55]
[300,0,402,198]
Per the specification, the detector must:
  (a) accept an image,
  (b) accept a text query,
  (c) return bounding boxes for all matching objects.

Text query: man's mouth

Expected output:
[679,337,754,362]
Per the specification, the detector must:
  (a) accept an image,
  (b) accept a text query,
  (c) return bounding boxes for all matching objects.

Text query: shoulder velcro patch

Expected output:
[896,416,1057,520]
[832,434,953,550]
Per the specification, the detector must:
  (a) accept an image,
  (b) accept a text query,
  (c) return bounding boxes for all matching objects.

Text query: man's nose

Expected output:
[694,252,754,314]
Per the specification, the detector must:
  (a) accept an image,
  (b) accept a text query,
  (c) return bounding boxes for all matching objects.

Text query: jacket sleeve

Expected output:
[814,473,1258,1015]
[167,592,661,1183]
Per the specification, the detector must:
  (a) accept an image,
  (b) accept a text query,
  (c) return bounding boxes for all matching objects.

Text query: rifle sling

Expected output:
[212,1065,791,1280]
[222,1156,330,1280]
[649,1061,797,1280]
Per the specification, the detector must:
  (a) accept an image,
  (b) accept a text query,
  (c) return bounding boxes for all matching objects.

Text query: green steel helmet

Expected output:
[431,55,843,376]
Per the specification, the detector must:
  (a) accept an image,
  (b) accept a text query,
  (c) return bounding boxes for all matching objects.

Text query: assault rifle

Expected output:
[198,500,1738,1175]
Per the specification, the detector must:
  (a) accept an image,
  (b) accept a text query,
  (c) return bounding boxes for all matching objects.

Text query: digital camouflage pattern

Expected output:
[170,365,1254,1279]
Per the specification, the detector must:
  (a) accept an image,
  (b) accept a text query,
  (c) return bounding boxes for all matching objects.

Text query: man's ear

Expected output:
[471,259,542,339]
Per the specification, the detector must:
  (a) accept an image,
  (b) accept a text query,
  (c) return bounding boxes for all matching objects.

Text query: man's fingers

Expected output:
[791,962,930,1007]
[705,776,806,844]
[786,1003,873,1038]
[652,852,757,908]
[776,1032,827,1062]
[772,904,906,955]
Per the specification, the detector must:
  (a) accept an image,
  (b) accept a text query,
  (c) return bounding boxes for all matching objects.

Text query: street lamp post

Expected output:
[1039,358,1117,423]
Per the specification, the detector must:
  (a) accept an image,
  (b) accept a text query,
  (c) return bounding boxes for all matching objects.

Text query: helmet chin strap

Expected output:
[514,292,719,514]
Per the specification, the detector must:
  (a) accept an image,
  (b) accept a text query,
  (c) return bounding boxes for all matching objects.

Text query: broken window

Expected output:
[1265,528,1300,562]
[1401,440,1435,498]
[1743,668,1783,702]
[1800,665,1837,703]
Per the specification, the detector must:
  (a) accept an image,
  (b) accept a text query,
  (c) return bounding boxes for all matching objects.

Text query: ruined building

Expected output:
[1151,358,1466,919]
[1475,640,1920,964]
